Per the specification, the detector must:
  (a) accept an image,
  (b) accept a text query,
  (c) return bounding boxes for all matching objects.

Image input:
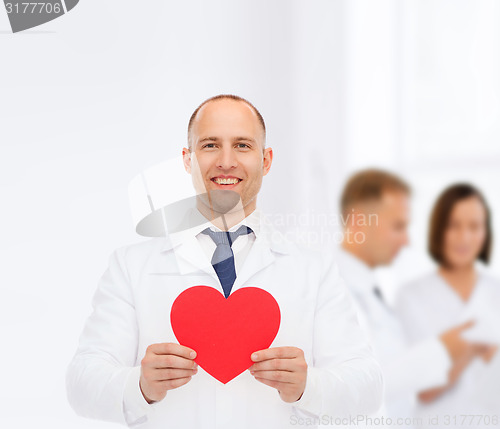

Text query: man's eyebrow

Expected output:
[233,136,256,143]
[198,136,256,144]
[198,137,219,143]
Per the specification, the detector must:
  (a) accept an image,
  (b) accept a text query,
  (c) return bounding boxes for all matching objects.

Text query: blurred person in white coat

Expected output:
[65,95,383,429]
[395,183,499,428]
[336,170,476,426]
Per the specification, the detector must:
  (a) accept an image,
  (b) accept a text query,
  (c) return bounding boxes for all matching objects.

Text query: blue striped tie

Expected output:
[201,225,253,298]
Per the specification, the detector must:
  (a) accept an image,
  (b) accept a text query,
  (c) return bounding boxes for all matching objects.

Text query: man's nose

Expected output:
[216,146,237,169]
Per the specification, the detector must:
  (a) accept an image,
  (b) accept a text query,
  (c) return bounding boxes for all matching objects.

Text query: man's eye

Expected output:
[237,143,250,148]
[203,143,216,148]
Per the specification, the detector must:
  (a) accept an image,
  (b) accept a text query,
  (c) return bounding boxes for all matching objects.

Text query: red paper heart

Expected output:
[170,286,281,384]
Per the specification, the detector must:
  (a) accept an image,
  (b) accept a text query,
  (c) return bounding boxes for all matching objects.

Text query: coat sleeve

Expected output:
[292,251,384,419]
[381,337,451,402]
[65,246,156,427]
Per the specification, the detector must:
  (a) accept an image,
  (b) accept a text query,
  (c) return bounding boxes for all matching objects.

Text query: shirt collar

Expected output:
[337,247,377,295]
[169,206,261,246]
[161,206,291,254]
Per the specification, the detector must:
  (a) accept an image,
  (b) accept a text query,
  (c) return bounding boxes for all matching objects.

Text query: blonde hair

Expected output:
[340,168,411,216]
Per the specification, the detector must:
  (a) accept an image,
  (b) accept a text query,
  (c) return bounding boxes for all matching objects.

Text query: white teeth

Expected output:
[214,178,240,185]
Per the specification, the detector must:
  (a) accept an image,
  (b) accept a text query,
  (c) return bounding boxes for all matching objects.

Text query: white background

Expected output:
[1,1,499,427]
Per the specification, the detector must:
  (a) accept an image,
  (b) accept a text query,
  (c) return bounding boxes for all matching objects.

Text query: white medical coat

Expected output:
[395,270,500,429]
[336,249,451,426]
[66,211,383,429]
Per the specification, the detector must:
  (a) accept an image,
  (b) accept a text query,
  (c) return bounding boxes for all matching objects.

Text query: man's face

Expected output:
[359,190,410,266]
[182,99,272,214]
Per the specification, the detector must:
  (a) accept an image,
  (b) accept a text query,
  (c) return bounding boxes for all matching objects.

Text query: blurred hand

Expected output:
[420,321,493,404]
[249,346,307,403]
[477,344,498,364]
[139,343,198,404]
[440,320,477,365]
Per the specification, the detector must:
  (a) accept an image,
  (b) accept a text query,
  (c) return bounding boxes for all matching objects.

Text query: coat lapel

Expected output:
[174,235,217,278]
[151,209,293,295]
[230,218,291,293]
[153,234,217,279]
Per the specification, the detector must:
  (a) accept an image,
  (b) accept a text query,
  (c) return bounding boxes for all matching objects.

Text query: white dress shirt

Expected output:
[180,207,261,277]
[395,270,500,429]
[336,249,451,424]
[66,207,383,429]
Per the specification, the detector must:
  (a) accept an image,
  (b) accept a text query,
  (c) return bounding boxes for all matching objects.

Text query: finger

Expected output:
[458,320,476,331]
[249,358,299,372]
[253,375,290,391]
[251,347,302,362]
[250,370,295,383]
[154,354,199,370]
[160,376,192,390]
[154,368,198,381]
[471,342,497,353]
[149,343,197,359]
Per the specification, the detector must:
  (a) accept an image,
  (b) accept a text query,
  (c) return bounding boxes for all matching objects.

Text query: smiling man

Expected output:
[66,94,383,429]
[183,94,270,230]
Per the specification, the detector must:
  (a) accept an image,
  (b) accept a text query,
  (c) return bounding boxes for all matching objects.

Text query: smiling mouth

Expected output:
[211,177,242,185]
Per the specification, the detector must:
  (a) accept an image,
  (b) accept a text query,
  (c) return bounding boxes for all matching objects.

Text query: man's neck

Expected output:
[341,241,375,269]
[196,201,256,231]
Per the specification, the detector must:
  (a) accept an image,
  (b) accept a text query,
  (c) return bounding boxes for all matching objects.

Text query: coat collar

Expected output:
[336,247,377,296]
[160,207,291,255]
[153,208,292,289]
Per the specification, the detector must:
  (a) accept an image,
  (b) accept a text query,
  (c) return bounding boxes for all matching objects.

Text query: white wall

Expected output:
[1,1,499,427]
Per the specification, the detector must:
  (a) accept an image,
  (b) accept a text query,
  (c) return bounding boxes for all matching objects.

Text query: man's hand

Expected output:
[249,346,307,403]
[440,320,476,365]
[439,320,497,384]
[139,343,198,404]
[419,320,494,404]
[479,345,498,364]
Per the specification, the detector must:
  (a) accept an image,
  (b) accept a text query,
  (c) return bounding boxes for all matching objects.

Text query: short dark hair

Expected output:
[428,183,492,265]
[187,94,266,149]
[340,168,411,216]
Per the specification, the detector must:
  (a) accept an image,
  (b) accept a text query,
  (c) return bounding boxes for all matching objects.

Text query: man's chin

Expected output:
[377,255,397,267]
[197,189,242,214]
[384,250,402,266]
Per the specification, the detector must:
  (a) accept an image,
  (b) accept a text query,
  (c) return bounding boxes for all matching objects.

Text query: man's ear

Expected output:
[182,147,191,174]
[262,147,273,176]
